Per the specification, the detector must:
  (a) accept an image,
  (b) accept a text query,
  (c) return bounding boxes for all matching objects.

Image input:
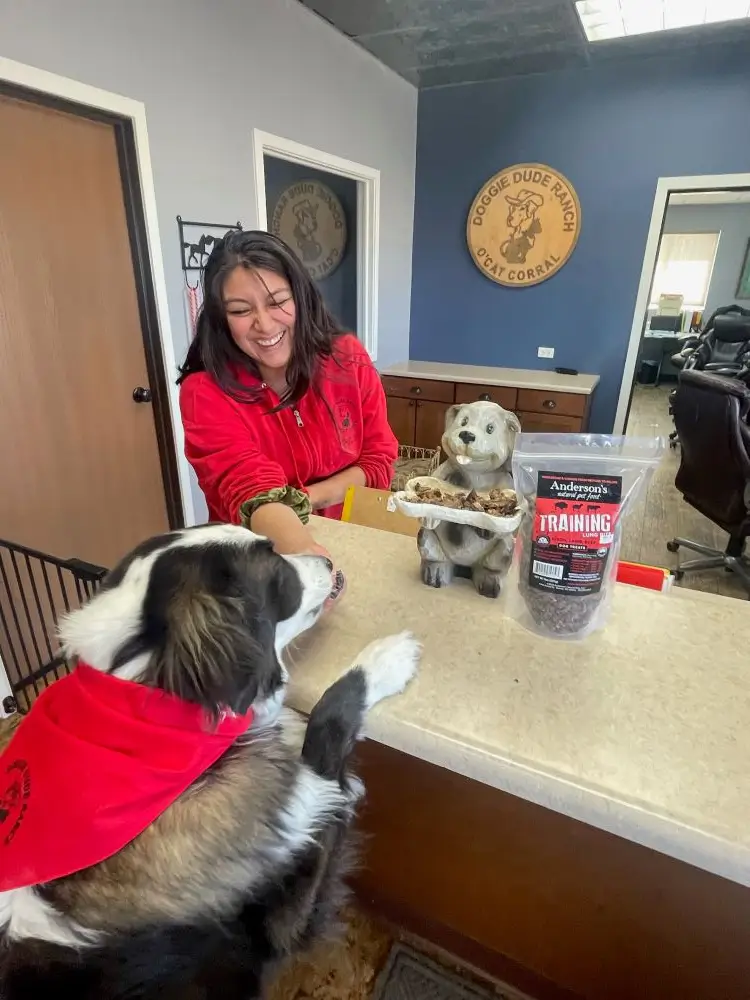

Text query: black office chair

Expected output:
[667,369,750,595]
[668,306,750,448]
[671,306,750,374]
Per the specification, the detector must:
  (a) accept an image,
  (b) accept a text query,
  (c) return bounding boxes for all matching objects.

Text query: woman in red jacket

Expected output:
[178,230,397,561]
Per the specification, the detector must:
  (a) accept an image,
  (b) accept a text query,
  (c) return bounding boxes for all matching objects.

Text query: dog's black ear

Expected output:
[154,589,284,718]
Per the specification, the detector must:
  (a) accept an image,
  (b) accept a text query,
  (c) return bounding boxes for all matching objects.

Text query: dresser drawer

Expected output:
[454,382,518,410]
[381,375,455,404]
[517,389,587,418]
[517,411,583,433]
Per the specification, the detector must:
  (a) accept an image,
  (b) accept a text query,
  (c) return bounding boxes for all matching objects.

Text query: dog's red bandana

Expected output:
[0,664,253,890]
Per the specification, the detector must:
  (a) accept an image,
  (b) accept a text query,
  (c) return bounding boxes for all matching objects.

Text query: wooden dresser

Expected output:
[380,361,600,449]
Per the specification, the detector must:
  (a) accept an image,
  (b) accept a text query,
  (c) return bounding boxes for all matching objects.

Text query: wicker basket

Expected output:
[390,445,441,492]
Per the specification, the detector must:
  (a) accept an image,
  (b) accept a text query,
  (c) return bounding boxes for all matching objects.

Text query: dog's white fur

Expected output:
[0,889,101,948]
[0,525,421,948]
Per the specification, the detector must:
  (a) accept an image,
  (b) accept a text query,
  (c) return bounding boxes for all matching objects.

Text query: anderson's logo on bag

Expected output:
[466,164,581,288]
[271,181,347,280]
[529,472,622,596]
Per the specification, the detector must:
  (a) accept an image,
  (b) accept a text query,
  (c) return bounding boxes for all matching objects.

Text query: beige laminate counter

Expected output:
[288,519,750,888]
[381,359,599,395]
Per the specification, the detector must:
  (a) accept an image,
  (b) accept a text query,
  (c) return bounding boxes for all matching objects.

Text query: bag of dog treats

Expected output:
[504,433,665,640]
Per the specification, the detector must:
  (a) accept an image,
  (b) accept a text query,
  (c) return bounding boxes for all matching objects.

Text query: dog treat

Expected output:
[328,569,346,601]
[406,482,520,518]
[506,435,664,639]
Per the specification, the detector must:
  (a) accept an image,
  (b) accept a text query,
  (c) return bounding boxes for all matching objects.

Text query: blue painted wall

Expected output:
[264,155,358,331]
[410,50,750,431]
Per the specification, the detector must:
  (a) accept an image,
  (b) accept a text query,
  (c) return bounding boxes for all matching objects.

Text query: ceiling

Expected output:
[297,0,750,88]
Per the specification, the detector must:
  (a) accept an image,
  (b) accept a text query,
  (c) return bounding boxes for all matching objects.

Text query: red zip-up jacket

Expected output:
[179,335,397,523]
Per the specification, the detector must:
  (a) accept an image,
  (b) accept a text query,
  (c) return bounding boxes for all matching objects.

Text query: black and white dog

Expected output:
[0,524,420,999]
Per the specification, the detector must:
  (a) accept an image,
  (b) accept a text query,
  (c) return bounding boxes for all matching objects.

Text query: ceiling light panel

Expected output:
[575,0,750,41]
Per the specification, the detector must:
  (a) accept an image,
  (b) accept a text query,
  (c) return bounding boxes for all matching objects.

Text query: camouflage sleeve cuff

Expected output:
[239,487,312,527]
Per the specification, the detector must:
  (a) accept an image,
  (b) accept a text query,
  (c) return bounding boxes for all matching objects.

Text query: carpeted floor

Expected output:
[266,909,393,1000]
[265,909,522,1000]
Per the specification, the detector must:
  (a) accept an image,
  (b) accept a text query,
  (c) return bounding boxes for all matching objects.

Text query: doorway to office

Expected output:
[252,130,380,359]
[615,173,750,599]
[615,173,750,436]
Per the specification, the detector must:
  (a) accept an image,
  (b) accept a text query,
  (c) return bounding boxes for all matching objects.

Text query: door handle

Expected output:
[133,386,153,403]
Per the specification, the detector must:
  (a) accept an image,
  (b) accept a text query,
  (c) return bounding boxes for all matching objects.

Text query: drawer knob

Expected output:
[543,398,557,410]
[479,393,491,401]
[410,386,422,395]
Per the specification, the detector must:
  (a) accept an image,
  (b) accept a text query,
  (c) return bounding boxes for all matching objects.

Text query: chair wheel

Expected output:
[666,540,680,553]
[672,570,684,581]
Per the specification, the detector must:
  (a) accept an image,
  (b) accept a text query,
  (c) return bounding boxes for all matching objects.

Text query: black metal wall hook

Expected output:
[177,216,242,272]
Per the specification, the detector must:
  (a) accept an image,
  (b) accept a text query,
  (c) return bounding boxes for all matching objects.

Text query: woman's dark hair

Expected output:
[177,230,345,407]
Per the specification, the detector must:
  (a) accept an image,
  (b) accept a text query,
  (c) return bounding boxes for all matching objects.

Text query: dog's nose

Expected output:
[458,430,475,445]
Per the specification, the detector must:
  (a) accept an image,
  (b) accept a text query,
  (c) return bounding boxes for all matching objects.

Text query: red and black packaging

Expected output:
[529,471,623,596]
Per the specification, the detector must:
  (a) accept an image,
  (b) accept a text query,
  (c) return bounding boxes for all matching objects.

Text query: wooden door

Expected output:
[414,400,447,450]
[386,395,416,446]
[0,94,171,569]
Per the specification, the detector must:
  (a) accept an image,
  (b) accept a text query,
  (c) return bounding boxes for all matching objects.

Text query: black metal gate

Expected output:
[0,538,107,714]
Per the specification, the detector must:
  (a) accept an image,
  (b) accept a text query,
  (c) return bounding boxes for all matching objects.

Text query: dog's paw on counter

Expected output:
[354,631,422,709]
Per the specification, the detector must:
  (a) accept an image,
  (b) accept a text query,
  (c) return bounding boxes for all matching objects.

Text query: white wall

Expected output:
[663,203,750,317]
[0,0,418,520]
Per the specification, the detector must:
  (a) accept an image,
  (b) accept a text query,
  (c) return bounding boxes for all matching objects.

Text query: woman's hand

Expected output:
[249,502,316,556]
[307,467,366,510]
[248,504,341,604]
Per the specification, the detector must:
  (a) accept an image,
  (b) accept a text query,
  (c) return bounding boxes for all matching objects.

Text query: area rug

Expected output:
[265,908,393,1000]
[372,943,522,1000]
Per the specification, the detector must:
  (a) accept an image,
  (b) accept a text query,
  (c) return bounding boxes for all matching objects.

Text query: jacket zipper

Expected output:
[261,382,304,427]
[260,382,307,487]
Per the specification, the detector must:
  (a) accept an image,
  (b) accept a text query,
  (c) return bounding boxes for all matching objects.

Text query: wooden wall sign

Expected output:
[467,163,581,288]
[271,180,347,280]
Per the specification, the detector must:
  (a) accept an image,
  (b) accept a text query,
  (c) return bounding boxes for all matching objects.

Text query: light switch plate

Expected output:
[538,346,555,359]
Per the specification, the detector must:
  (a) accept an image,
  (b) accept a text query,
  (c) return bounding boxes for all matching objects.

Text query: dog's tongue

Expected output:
[456,455,472,466]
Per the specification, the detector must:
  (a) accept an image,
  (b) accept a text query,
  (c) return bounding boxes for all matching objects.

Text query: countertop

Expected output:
[381,360,599,395]
[287,519,750,888]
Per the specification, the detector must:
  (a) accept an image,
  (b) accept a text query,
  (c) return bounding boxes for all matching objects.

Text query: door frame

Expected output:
[613,171,750,434]
[0,56,194,527]
[252,129,381,360]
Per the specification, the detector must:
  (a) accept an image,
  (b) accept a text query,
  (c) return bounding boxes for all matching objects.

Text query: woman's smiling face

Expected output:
[222,266,296,376]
